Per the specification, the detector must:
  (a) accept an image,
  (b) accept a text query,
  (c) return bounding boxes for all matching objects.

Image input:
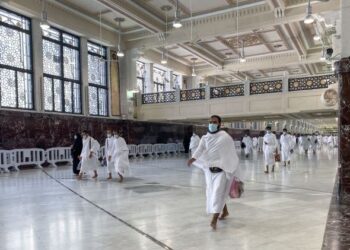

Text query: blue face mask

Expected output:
[208,124,218,133]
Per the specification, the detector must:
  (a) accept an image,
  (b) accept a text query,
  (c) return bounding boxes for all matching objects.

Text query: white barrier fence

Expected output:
[0,143,187,172]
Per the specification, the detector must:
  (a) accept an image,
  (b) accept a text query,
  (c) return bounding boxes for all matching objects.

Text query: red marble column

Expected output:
[335,57,350,204]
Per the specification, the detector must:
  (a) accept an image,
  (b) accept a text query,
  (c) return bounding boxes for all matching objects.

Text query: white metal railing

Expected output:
[0,143,188,172]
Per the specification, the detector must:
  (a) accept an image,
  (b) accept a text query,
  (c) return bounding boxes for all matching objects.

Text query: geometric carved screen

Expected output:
[43,27,81,113]
[288,75,334,92]
[210,84,244,99]
[250,80,283,95]
[88,42,108,116]
[0,7,33,109]
[180,88,205,101]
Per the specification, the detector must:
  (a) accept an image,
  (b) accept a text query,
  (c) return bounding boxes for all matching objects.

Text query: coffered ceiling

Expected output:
[49,0,340,82]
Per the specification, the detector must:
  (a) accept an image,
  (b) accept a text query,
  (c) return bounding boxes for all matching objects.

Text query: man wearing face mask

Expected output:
[112,129,130,183]
[105,129,116,180]
[280,128,293,166]
[77,130,100,180]
[187,115,243,230]
[263,126,279,173]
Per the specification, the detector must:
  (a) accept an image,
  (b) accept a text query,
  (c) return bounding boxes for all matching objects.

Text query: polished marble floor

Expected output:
[0,147,338,250]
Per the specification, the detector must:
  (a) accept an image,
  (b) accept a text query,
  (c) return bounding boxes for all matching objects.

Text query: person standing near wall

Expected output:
[242,133,253,158]
[105,129,116,180]
[113,129,130,183]
[71,133,82,175]
[77,130,100,180]
[258,133,264,152]
[187,115,243,230]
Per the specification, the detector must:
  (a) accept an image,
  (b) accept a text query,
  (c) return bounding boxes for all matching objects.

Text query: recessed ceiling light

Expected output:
[273,44,283,48]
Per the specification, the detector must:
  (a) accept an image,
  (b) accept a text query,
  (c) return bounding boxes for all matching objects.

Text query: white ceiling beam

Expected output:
[96,0,164,33]
[283,23,306,56]
[266,0,277,10]
[198,50,323,76]
[126,0,339,49]
[178,44,223,67]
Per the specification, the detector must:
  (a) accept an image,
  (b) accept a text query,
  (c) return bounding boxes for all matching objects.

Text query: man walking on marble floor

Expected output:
[113,129,130,183]
[77,130,100,180]
[280,128,293,167]
[187,115,243,230]
[263,126,279,173]
[105,129,116,180]
[242,132,253,158]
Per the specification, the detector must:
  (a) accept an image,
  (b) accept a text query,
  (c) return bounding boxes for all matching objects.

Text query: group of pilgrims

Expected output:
[69,116,337,231]
[187,116,338,230]
[70,129,129,182]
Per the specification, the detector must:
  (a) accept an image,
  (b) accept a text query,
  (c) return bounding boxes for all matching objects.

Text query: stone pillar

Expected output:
[80,38,89,116]
[145,63,153,93]
[333,0,350,204]
[31,19,43,112]
[335,58,350,204]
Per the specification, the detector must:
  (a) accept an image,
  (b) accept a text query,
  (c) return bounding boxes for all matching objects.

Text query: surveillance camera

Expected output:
[326,48,333,60]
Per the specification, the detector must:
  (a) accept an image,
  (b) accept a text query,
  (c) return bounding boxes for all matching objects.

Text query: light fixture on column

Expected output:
[304,0,315,24]
[173,0,182,28]
[240,40,246,63]
[191,58,197,77]
[115,17,125,57]
[40,0,50,30]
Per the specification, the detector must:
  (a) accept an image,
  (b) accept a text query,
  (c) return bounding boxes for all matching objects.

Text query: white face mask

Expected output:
[74,135,77,139]
[283,132,287,135]
[83,135,88,139]
[107,134,111,138]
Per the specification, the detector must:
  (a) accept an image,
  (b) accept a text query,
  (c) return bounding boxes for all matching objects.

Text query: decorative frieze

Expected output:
[250,80,283,95]
[180,88,206,101]
[142,91,176,104]
[288,75,335,91]
[210,84,244,99]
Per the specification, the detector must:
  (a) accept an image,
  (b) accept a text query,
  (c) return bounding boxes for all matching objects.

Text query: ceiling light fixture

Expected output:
[304,0,315,24]
[115,18,125,57]
[173,0,182,28]
[40,0,50,30]
[313,34,321,41]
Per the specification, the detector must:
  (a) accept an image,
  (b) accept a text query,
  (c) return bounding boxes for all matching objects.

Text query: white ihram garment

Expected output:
[242,136,253,155]
[300,136,310,151]
[80,136,100,172]
[113,136,130,177]
[280,134,292,162]
[258,137,264,151]
[189,135,200,156]
[192,130,242,214]
[263,133,278,166]
[105,137,116,173]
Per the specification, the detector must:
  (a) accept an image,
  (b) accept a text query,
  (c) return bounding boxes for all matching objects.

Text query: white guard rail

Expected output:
[12,148,46,169]
[177,143,185,153]
[167,143,177,154]
[46,147,72,167]
[137,144,153,157]
[128,144,137,157]
[0,150,12,172]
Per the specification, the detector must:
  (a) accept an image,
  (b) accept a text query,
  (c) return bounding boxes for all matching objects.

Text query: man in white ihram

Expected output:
[112,129,130,183]
[189,132,200,157]
[187,115,243,230]
[263,126,278,174]
[105,129,116,180]
[78,130,100,180]
[280,128,293,166]
[242,133,253,158]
